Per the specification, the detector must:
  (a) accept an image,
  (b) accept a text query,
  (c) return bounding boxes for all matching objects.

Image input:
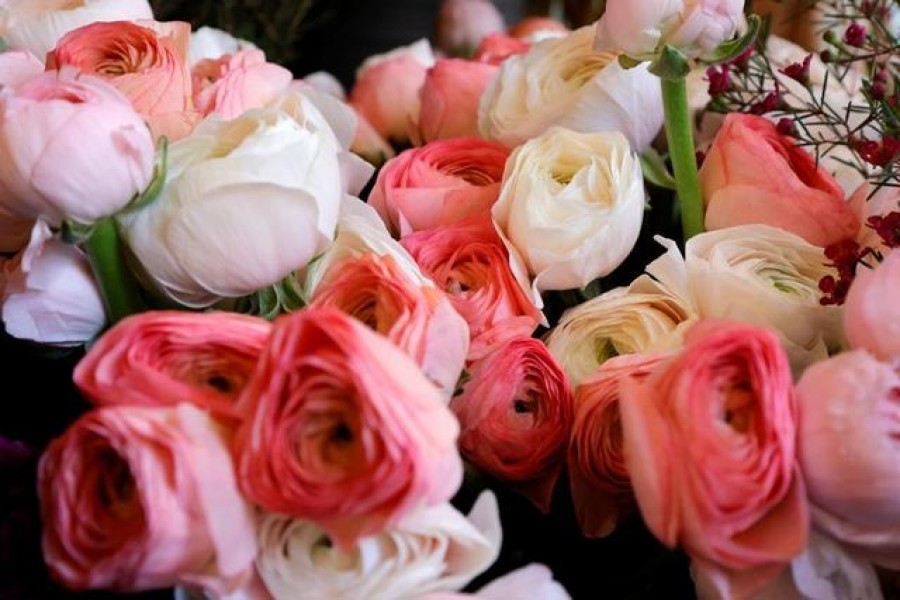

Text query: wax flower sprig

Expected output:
[594,0,759,241]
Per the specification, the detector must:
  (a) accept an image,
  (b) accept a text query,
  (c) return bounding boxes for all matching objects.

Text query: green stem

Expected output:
[661,77,705,240]
[85,218,145,326]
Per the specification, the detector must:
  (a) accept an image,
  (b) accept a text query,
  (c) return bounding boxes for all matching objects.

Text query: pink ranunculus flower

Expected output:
[620,320,808,599]
[434,0,505,57]
[0,0,153,60]
[309,253,469,399]
[699,113,860,247]
[191,49,293,119]
[47,20,198,142]
[0,49,43,88]
[417,59,499,143]
[568,354,665,538]
[0,68,155,226]
[352,108,396,167]
[39,404,257,593]
[451,337,574,511]
[0,220,104,346]
[233,308,463,550]
[473,33,531,65]
[349,39,435,144]
[73,311,272,421]
[796,349,900,569]
[844,251,900,362]
[594,0,744,60]
[369,138,509,237]
[401,214,542,359]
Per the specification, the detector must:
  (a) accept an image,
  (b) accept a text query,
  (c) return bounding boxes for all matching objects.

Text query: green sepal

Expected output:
[648,45,691,81]
[701,14,762,66]
[580,279,603,301]
[640,149,678,190]
[60,220,96,245]
[236,272,308,321]
[121,137,169,214]
[618,54,645,70]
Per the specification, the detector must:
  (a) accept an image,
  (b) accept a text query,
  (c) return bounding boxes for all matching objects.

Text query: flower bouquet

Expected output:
[0,0,898,598]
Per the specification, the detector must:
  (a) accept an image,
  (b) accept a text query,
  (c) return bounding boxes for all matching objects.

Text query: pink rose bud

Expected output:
[401,214,542,359]
[0,68,155,226]
[699,113,860,247]
[473,33,530,65]
[844,250,900,362]
[435,0,505,57]
[39,404,257,593]
[595,0,744,60]
[620,320,808,599]
[568,354,664,538]
[451,337,574,511]
[417,59,499,143]
[191,49,293,119]
[349,40,434,144]
[369,138,509,237]
[309,253,469,399]
[74,311,273,422]
[0,49,43,88]
[233,308,463,550]
[47,20,199,142]
[797,349,900,568]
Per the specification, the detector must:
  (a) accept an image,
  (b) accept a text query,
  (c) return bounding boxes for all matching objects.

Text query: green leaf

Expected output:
[648,45,691,81]
[640,149,678,190]
[702,14,761,66]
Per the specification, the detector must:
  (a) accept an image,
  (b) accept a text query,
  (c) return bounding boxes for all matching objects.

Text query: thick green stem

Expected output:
[661,77,705,240]
[85,218,145,326]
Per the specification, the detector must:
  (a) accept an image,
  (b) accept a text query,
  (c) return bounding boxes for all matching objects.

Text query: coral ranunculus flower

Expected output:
[619,320,808,599]
[47,20,198,141]
[233,308,463,550]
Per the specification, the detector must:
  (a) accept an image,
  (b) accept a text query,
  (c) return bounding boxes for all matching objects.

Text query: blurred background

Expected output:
[148,0,815,88]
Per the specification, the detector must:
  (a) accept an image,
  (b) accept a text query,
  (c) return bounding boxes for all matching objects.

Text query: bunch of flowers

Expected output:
[0,0,898,598]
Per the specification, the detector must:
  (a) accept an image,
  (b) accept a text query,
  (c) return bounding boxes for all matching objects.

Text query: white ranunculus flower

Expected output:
[649,225,845,373]
[478,25,662,151]
[256,491,502,600]
[0,220,104,346]
[188,26,258,65]
[119,106,344,308]
[492,127,645,293]
[0,0,153,59]
[273,85,375,197]
[545,272,696,387]
[301,195,430,298]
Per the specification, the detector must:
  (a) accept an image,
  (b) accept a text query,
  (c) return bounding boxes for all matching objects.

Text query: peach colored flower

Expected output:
[473,33,530,65]
[191,49,292,119]
[47,20,198,141]
[567,354,664,538]
[349,39,434,144]
[417,59,499,143]
[74,311,272,421]
[309,253,469,399]
[401,214,542,359]
[369,138,509,237]
[233,308,463,550]
[451,337,574,511]
[620,320,808,599]
[39,404,257,593]
[699,113,860,247]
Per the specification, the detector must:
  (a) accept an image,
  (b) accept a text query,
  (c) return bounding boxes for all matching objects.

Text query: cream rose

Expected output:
[492,127,645,292]
[478,25,662,151]
[255,491,501,600]
[119,106,344,308]
[545,275,695,387]
[0,0,153,59]
[648,226,844,373]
